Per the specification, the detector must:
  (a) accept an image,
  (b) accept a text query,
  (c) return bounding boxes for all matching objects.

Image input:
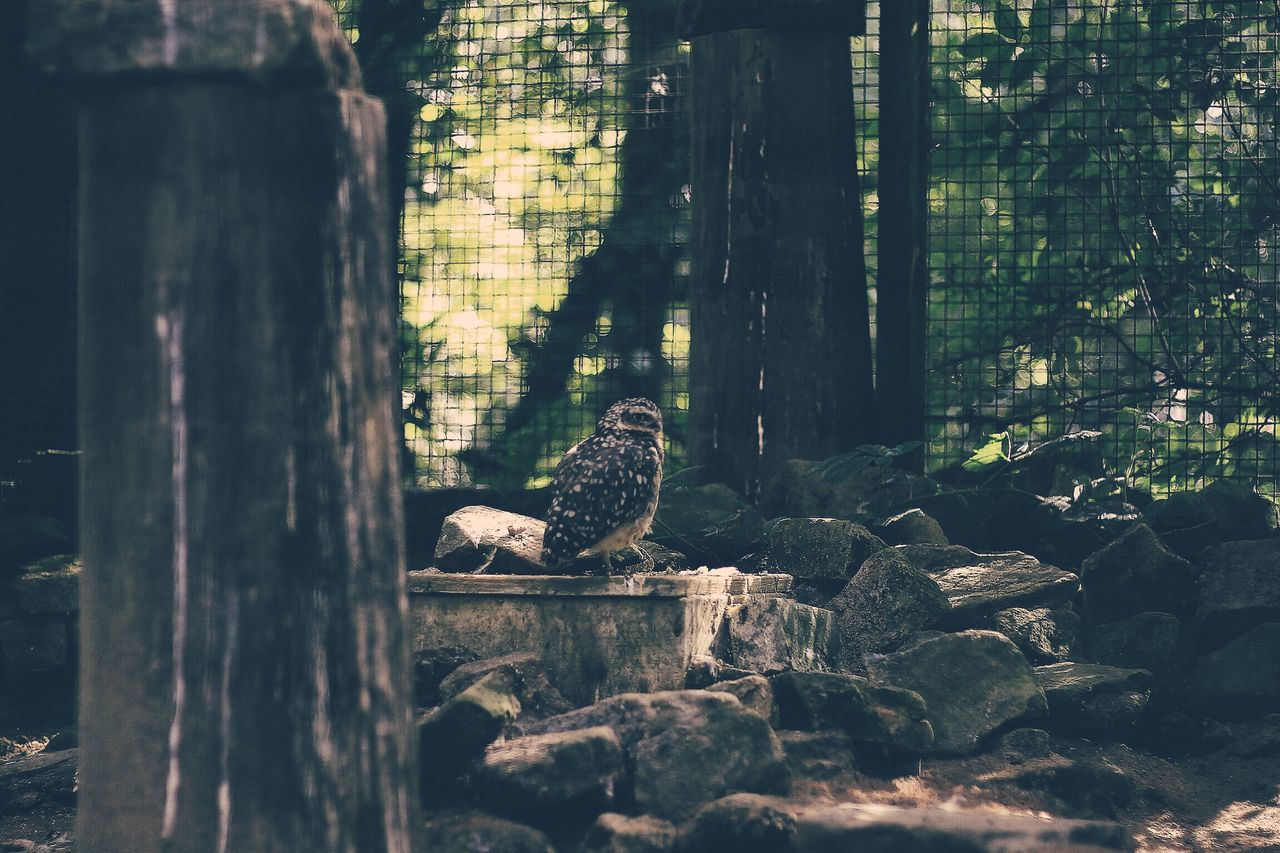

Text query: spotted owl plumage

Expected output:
[542,397,664,572]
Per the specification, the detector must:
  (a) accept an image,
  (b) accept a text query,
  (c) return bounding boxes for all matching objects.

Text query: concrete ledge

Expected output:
[409,570,792,598]
[410,570,797,705]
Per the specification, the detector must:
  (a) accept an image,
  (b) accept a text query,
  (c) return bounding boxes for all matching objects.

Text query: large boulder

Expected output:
[524,690,788,820]
[1143,480,1276,561]
[1195,539,1280,644]
[878,508,949,546]
[1187,623,1280,720]
[421,813,555,853]
[991,607,1081,664]
[827,550,950,672]
[0,750,77,814]
[770,671,933,752]
[893,545,1079,627]
[792,802,1133,852]
[580,813,679,852]
[419,669,522,790]
[1089,612,1193,709]
[867,630,1047,755]
[649,484,765,567]
[1079,524,1198,623]
[682,794,797,853]
[13,555,80,614]
[414,645,479,708]
[717,597,839,674]
[1034,662,1153,737]
[477,726,625,823]
[707,675,778,725]
[758,517,886,581]
[437,652,572,722]
[761,455,941,525]
[433,506,547,573]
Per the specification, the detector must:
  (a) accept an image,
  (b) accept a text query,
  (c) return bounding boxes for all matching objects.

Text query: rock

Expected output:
[1080,524,1198,623]
[682,793,796,853]
[717,597,839,674]
[634,540,690,573]
[0,516,71,577]
[827,550,950,672]
[999,755,1136,818]
[477,726,624,822]
[707,675,778,726]
[792,802,1134,851]
[580,813,679,852]
[1195,538,1280,644]
[1034,662,1152,736]
[419,669,522,788]
[649,484,765,567]
[525,690,788,820]
[0,750,77,814]
[433,506,547,573]
[1128,712,1230,758]
[771,671,933,752]
[992,607,1081,664]
[758,517,885,580]
[867,630,1047,755]
[421,812,555,853]
[684,656,756,689]
[878,508,949,546]
[778,730,857,780]
[999,728,1052,763]
[27,0,361,88]
[1188,623,1280,720]
[1143,480,1276,561]
[12,556,80,614]
[44,729,77,752]
[0,618,68,671]
[437,652,573,722]
[762,456,942,525]
[894,545,1080,627]
[1089,613,1193,708]
[413,645,478,708]
[1221,714,1280,758]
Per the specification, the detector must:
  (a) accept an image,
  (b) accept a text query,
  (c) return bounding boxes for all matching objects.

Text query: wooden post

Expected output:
[875,0,931,471]
[683,0,874,501]
[27,3,418,851]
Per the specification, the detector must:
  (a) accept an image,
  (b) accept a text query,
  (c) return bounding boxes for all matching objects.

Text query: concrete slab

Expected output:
[409,569,798,706]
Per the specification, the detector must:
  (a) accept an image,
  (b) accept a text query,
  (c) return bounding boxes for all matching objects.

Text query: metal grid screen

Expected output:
[926,0,1280,498]
[339,0,1280,499]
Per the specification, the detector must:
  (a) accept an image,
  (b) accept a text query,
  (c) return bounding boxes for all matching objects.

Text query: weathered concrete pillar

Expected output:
[681,0,875,501]
[27,3,417,851]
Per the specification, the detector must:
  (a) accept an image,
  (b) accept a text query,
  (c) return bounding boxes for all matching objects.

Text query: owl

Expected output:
[542,397,664,574]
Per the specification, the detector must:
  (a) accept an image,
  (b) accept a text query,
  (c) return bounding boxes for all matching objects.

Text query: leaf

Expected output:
[995,2,1025,42]
[664,465,709,488]
[963,431,1012,472]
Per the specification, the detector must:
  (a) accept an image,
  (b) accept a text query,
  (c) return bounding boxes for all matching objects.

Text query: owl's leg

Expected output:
[627,544,654,574]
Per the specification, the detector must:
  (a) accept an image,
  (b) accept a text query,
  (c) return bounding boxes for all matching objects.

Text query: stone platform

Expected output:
[408,569,817,706]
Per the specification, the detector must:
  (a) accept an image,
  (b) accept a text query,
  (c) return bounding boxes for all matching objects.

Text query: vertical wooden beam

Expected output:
[875,0,931,470]
[28,3,418,851]
[687,25,876,500]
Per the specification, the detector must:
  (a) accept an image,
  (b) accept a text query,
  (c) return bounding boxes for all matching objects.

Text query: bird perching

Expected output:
[542,398,664,575]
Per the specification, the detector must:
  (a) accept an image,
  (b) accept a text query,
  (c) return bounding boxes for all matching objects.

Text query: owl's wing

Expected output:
[541,437,658,566]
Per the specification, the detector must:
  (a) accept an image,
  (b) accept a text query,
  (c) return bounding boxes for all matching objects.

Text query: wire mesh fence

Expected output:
[338,0,1280,500]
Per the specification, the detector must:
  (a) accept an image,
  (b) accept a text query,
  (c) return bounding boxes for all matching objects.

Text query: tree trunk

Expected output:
[875,0,931,470]
[688,29,876,500]
[30,3,418,850]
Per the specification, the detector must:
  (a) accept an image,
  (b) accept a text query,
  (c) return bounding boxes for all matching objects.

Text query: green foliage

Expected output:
[926,0,1280,497]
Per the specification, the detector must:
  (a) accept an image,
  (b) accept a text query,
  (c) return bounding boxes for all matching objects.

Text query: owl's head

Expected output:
[598,397,663,438]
